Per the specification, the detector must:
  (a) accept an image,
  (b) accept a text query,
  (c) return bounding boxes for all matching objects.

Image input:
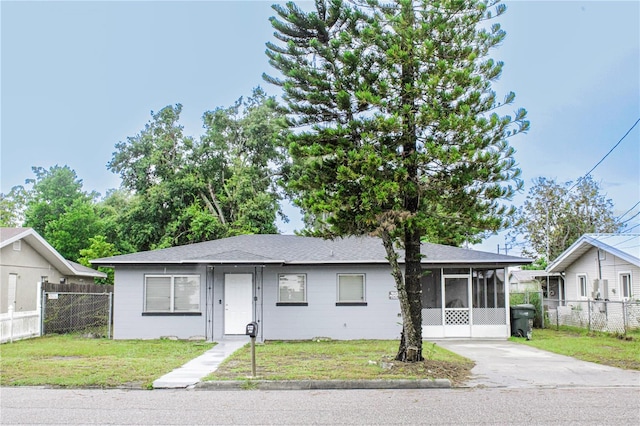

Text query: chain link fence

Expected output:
[545,299,640,334]
[42,292,113,338]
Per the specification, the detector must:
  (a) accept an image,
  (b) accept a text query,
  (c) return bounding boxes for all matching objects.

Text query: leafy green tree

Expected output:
[107,89,288,251]
[45,199,103,261]
[195,87,288,237]
[95,189,138,255]
[23,165,96,236]
[0,185,28,226]
[78,235,118,284]
[265,0,528,361]
[21,165,104,261]
[511,176,623,262]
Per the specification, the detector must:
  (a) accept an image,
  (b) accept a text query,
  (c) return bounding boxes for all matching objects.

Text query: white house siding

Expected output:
[0,240,64,314]
[564,246,640,301]
[112,265,208,340]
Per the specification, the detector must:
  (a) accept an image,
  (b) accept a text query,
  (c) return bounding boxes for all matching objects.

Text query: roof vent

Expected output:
[13,240,21,251]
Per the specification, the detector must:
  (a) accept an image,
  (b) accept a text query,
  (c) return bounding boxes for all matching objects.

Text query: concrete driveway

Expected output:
[435,340,640,389]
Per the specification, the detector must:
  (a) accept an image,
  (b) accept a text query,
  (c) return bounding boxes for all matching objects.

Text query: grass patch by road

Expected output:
[0,335,215,389]
[510,327,640,370]
[205,339,474,385]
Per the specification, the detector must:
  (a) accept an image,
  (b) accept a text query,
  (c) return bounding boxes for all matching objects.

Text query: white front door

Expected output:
[224,273,253,334]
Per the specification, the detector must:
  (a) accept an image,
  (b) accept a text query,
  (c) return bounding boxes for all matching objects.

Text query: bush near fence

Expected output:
[510,291,544,328]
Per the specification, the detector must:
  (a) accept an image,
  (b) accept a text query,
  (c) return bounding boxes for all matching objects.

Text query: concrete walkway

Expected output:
[435,339,640,389]
[153,336,249,389]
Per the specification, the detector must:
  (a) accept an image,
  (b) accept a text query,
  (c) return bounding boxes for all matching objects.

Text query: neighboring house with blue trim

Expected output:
[93,234,530,341]
[547,234,639,302]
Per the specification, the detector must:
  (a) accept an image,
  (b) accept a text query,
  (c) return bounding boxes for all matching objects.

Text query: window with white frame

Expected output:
[278,274,306,304]
[577,274,588,298]
[337,274,366,304]
[144,275,200,313]
[620,272,632,299]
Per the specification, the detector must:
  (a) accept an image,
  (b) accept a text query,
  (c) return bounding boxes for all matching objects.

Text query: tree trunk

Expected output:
[398,225,423,362]
[379,229,423,362]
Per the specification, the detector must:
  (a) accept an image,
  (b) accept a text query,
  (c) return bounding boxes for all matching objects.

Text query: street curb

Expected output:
[194,379,451,391]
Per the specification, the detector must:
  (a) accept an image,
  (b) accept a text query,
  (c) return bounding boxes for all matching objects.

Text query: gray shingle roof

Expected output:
[92,234,530,266]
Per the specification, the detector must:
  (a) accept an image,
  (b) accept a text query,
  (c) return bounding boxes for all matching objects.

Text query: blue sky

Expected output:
[2,0,639,255]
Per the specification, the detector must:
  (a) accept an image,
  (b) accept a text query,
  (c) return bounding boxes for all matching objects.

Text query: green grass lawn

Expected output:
[5,329,637,390]
[0,335,215,389]
[205,339,474,385]
[510,327,640,370]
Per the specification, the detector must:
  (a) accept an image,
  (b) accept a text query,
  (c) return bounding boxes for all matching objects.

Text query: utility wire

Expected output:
[620,210,640,225]
[569,117,640,191]
[617,201,640,220]
[625,222,639,232]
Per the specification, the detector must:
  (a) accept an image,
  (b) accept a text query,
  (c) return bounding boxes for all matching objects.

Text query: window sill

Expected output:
[276,302,308,306]
[336,302,368,306]
[142,312,202,316]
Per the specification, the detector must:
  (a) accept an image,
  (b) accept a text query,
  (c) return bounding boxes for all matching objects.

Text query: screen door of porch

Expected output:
[224,273,253,334]
[443,275,471,337]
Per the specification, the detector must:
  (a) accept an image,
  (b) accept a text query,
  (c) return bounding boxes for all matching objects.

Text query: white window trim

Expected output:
[277,273,307,303]
[577,274,588,299]
[144,274,200,313]
[337,273,366,303]
[619,271,632,300]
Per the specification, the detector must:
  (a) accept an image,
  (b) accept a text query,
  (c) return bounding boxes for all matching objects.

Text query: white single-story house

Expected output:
[547,233,639,302]
[93,234,530,341]
[0,227,107,314]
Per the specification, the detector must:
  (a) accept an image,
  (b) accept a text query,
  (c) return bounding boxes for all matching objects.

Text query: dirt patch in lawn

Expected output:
[382,358,475,386]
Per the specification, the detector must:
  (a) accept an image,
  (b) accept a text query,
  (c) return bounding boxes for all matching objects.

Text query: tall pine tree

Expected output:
[265,0,528,361]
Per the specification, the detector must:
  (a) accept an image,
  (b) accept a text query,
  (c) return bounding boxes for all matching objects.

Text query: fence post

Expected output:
[540,290,545,329]
[8,305,14,343]
[41,290,46,336]
[587,300,592,332]
[108,292,113,339]
[622,301,627,335]
[36,281,42,337]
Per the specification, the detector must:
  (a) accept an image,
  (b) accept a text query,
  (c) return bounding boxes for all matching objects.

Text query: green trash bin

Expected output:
[510,304,535,340]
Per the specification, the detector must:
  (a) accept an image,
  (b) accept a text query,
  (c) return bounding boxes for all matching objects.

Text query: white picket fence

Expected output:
[0,306,41,343]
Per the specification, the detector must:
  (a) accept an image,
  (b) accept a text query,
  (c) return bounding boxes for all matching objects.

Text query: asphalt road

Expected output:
[1,386,639,425]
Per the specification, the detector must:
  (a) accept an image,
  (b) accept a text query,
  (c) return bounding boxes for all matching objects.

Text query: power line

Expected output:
[620,210,640,225]
[617,201,640,220]
[625,223,640,232]
[569,117,640,191]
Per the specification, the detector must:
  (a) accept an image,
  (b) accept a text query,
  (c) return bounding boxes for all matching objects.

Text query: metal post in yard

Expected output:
[108,292,113,339]
[540,290,545,329]
[251,336,257,377]
[622,301,627,335]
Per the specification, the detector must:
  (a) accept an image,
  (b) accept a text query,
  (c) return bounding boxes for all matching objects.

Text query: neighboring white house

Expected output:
[0,227,107,314]
[509,269,564,310]
[547,234,639,302]
[92,234,531,342]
